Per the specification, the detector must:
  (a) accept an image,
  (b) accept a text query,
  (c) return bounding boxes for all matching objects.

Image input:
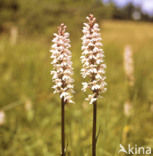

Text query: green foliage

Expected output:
[1,0,152,34]
[0,0,19,31]
[1,0,153,34]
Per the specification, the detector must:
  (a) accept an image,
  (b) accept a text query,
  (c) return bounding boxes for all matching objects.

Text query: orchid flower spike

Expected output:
[81,14,107,104]
[0,110,5,126]
[50,23,74,104]
[124,45,135,86]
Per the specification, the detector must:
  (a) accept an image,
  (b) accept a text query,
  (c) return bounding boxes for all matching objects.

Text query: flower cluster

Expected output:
[124,45,135,86]
[124,101,132,117]
[0,111,5,126]
[50,24,74,103]
[81,14,107,104]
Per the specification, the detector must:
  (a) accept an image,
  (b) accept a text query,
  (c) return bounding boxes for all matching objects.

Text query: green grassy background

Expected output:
[0,21,153,155]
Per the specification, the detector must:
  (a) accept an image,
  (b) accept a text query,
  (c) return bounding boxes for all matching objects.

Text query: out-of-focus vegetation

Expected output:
[0,0,153,34]
[0,20,153,155]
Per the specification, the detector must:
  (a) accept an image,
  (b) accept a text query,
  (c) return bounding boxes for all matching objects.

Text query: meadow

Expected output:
[0,20,153,155]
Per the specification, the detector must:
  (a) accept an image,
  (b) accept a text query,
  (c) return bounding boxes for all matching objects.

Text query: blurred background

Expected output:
[0,0,153,155]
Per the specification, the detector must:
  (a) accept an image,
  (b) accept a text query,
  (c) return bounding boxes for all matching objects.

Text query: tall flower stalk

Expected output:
[122,45,135,144]
[81,14,107,156]
[50,23,74,156]
[123,45,135,117]
[124,45,135,87]
[0,110,5,126]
